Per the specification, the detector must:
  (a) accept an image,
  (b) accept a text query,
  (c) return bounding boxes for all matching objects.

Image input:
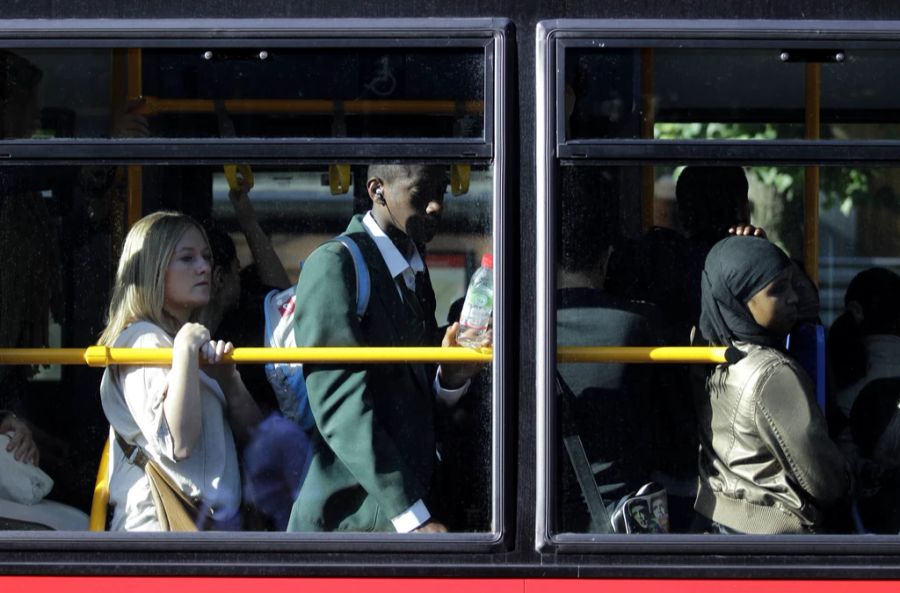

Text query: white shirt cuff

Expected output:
[434,367,470,407]
[391,499,431,533]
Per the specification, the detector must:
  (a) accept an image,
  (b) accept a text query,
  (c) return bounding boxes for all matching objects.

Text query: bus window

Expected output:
[552,162,900,537]
[0,20,506,542]
[540,23,900,546]
[0,161,495,534]
[0,47,486,141]
[818,167,900,324]
[564,47,900,142]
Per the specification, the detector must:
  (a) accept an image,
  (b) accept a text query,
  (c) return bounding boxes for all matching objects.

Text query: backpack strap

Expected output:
[333,235,370,318]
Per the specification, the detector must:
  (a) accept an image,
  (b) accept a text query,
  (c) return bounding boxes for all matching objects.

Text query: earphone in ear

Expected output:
[375,187,386,204]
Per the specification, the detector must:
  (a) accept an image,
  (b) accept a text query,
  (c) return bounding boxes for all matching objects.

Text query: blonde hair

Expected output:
[98,211,208,346]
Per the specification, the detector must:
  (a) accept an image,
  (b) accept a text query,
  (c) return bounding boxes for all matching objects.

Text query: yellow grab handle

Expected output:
[224,164,254,191]
[328,164,351,195]
[450,163,470,196]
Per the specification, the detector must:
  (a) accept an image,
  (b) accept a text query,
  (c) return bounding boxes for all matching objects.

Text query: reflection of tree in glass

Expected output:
[657,122,873,208]
[655,122,890,258]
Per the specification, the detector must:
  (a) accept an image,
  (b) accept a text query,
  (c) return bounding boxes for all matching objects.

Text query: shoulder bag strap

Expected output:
[556,370,613,533]
[112,430,203,511]
[113,430,150,469]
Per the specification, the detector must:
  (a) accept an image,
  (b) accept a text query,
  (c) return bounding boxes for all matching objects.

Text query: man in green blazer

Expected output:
[287,164,486,533]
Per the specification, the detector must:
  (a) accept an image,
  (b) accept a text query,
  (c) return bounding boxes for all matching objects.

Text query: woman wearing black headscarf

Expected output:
[694,236,851,534]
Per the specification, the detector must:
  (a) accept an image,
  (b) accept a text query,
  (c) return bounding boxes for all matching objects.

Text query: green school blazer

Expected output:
[287,215,441,532]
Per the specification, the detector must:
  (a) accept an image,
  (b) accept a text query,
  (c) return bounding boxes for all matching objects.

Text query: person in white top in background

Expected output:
[829,268,900,424]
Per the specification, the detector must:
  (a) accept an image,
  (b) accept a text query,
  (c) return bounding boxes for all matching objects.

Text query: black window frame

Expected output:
[0,19,498,164]
[0,17,512,561]
[537,18,900,556]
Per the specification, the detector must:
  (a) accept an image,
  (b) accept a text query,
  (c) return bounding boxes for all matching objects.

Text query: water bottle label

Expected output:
[460,290,492,331]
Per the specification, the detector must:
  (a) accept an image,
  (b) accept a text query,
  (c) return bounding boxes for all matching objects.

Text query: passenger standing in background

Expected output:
[826,268,900,533]
[99,211,263,531]
[202,174,292,414]
[601,166,770,529]
[202,177,309,531]
[847,377,900,533]
[828,267,900,432]
[695,235,850,534]
[287,164,488,533]
[555,167,684,532]
[606,166,763,342]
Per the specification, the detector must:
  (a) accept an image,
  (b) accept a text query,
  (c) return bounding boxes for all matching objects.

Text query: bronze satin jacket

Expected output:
[695,342,852,534]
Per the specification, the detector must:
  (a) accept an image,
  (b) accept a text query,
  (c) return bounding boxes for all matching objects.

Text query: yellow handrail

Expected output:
[558,346,726,364]
[88,438,110,532]
[0,346,492,367]
[28,343,723,532]
[0,345,728,366]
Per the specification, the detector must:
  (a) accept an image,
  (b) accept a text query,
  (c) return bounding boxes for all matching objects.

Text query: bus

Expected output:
[2,4,900,591]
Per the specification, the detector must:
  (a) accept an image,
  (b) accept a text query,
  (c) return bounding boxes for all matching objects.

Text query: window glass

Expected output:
[553,164,900,536]
[566,48,806,141]
[554,165,774,534]
[0,47,485,140]
[565,47,900,142]
[819,166,900,323]
[821,51,900,141]
[0,162,493,533]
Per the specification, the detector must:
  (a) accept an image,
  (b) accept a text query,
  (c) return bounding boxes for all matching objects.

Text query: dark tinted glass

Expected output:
[554,162,900,536]
[0,47,485,140]
[566,47,900,141]
[0,162,492,533]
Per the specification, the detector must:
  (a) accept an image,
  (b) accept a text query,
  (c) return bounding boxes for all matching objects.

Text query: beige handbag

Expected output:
[114,431,201,532]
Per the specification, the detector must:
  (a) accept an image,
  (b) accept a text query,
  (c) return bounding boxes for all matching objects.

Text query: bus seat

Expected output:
[786,323,826,412]
[88,436,110,531]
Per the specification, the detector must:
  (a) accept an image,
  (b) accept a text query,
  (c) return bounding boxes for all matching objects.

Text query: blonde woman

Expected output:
[99,211,262,531]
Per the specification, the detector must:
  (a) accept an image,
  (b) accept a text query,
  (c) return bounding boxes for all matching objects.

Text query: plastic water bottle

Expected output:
[457,253,493,349]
